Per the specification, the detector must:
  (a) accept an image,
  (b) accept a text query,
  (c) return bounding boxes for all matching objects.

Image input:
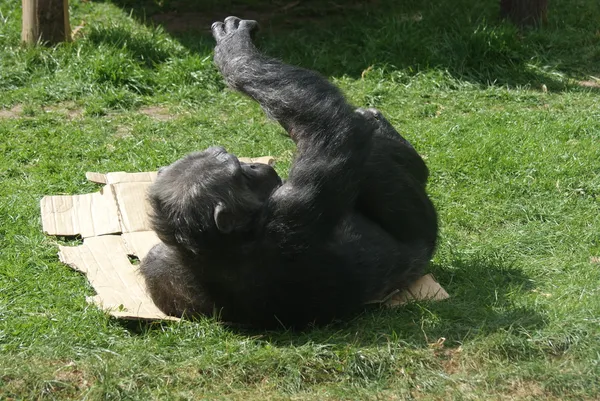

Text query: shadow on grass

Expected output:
[258,254,543,348]
[98,0,600,92]
[119,253,544,350]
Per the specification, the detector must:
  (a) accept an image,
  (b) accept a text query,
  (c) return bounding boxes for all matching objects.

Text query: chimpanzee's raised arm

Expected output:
[212,17,375,245]
[212,17,360,142]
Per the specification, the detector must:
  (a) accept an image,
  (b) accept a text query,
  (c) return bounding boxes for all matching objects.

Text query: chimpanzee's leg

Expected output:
[355,108,438,258]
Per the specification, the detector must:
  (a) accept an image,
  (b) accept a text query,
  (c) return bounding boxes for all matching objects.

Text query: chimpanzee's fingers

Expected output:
[211,21,225,40]
[224,16,241,32]
[213,17,259,42]
[239,19,259,34]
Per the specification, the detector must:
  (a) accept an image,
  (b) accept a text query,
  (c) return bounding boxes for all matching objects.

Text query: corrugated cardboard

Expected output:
[383,274,449,307]
[40,155,447,321]
[121,231,161,261]
[40,185,122,238]
[58,235,175,320]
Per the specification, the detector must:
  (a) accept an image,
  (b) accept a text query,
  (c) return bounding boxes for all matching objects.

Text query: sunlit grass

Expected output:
[0,0,599,399]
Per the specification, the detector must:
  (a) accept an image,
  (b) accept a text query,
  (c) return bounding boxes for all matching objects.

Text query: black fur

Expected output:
[139,17,438,329]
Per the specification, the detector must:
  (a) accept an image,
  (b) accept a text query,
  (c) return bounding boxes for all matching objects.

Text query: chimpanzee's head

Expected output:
[149,147,281,251]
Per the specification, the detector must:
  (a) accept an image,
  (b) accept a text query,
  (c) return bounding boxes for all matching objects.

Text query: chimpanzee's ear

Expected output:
[214,202,235,234]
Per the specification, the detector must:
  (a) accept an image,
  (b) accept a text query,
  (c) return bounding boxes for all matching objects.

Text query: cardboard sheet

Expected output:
[41,155,447,321]
[383,274,449,307]
[121,231,161,261]
[58,235,175,320]
[40,186,121,238]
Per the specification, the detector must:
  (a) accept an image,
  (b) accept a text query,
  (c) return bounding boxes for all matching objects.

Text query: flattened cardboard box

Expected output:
[41,156,448,321]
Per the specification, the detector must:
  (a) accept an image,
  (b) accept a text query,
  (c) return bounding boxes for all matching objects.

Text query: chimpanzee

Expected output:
[139,17,438,329]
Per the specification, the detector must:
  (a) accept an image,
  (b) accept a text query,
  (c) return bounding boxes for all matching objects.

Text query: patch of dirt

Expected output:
[578,80,600,88]
[53,362,90,390]
[2,375,27,394]
[139,106,174,121]
[504,380,561,400]
[44,102,83,119]
[147,0,372,34]
[151,10,269,34]
[114,125,133,138]
[0,105,23,118]
[0,103,85,120]
[435,345,463,375]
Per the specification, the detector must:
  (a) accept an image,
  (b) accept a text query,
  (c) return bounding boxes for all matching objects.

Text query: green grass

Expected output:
[1,0,600,399]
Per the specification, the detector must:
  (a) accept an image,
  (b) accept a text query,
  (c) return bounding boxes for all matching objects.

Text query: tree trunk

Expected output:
[22,0,71,44]
[500,0,548,27]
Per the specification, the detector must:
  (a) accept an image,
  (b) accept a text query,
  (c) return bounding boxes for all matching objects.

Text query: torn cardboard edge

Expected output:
[40,155,448,322]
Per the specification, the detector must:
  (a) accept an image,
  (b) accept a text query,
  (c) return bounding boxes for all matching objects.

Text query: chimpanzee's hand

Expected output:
[211,16,259,45]
[211,17,260,81]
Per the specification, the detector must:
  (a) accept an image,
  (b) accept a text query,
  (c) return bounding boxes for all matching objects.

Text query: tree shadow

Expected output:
[98,0,600,92]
